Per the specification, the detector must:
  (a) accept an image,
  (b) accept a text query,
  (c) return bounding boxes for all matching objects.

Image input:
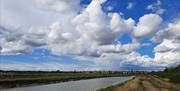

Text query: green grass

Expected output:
[151,65,180,83]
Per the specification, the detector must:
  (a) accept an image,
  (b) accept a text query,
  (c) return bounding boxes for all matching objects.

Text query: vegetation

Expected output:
[152,65,180,83]
[97,75,180,91]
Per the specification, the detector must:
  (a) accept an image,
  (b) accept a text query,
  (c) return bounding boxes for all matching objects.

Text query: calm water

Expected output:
[1,76,133,91]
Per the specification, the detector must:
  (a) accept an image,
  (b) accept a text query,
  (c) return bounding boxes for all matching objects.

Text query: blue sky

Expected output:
[0,0,180,71]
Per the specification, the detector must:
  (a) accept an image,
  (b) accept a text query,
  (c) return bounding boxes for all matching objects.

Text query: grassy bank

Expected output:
[98,75,180,91]
[0,71,131,89]
[97,76,145,91]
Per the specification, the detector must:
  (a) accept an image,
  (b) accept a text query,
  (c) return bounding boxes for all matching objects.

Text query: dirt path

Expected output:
[142,80,160,91]
[161,88,171,91]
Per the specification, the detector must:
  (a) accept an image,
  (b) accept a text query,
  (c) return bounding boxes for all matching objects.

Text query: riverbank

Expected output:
[97,75,180,91]
[97,76,145,91]
[0,71,132,89]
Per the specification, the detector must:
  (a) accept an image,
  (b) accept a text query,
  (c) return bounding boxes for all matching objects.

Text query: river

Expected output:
[1,76,133,91]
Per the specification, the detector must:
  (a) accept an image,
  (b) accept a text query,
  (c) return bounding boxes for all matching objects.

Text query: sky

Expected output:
[0,0,180,71]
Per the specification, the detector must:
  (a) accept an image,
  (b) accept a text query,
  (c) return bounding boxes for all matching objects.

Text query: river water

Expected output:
[1,76,133,91]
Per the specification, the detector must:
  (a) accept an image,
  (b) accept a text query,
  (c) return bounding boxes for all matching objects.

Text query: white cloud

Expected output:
[107,6,113,11]
[34,0,81,13]
[0,0,60,29]
[0,62,83,71]
[99,42,139,54]
[110,13,135,34]
[152,21,180,42]
[154,39,178,52]
[127,2,135,9]
[133,14,163,38]
[49,0,136,57]
[146,0,165,15]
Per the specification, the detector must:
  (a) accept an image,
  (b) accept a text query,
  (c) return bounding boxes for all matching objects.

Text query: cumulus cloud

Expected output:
[152,21,180,42]
[154,39,178,52]
[93,20,180,69]
[133,14,163,38]
[0,0,136,57]
[48,0,136,57]
[110,13,135,36]
[0,26,48,54]
[152,20,180,67]
[0,0,180,71]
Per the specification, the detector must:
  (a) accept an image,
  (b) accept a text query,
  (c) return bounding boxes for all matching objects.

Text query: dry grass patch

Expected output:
[97,77,145,91]
[115,77,145,91]
[149,77,171,90]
